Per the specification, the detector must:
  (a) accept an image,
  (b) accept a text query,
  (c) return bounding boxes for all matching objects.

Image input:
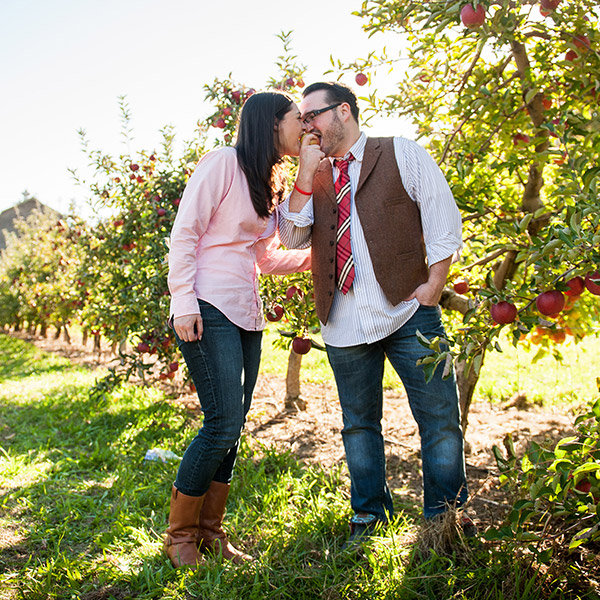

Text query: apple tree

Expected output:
[337,0,600,427]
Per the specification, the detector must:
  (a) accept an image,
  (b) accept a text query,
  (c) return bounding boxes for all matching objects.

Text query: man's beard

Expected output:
[319,113,346,157]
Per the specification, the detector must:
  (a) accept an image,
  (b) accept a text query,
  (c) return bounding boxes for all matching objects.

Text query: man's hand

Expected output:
[406,256,453,306]
[407,281,443,306]
[173,313,203,342]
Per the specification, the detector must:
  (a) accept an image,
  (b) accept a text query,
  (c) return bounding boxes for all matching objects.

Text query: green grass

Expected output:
[1,334,597,599]
[261,326,600,406]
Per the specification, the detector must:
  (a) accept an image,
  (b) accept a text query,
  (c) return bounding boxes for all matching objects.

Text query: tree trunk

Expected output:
[439,289,481,433]
[63,325,71,344]
[40,322,47,338]
[284,349,307,411]
[93,333,101,353]
[82,329,88,346]
[54,326,61,339]
[455,350,485,433]
[111,341,118,355]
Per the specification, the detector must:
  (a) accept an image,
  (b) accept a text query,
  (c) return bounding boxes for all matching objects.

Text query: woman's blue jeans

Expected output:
[172,300,262,497]
[325,305,468,520]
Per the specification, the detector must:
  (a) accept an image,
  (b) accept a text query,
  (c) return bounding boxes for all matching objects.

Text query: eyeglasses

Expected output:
[301,103,341,126]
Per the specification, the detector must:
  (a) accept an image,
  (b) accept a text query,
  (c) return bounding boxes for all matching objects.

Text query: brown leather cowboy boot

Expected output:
[197,481,252,563]
[163,485,205,567]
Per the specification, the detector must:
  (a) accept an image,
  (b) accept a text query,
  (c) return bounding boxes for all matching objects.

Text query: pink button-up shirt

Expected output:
[168,146,311,331]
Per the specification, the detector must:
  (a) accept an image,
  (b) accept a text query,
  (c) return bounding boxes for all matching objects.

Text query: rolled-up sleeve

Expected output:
[396,138,462,266]
[277,195,314,250]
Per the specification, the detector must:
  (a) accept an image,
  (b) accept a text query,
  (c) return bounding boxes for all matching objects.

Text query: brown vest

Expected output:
[311,137,428,324]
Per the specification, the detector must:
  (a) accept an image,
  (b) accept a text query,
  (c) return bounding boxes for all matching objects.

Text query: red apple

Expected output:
[584,271,600,295]
[129,163,139,172]
[292,336,312,355]
[453,280,470,295]
[460,4,486,28]
[136,342,150,353]
[266,304,284,322]
[296,79,305,88]
[355,72,368,86]
[285,77,295,87]
[222,107,232,116]
[574,35,591,51]
[215,118,226,129]
[156,208,166,217]
[565,276,584,297]
[169,361,179,372]
[246,88,256,98]
[173,198,181,207]
[285,286,304,301]
[575,479,592,494]
[540,0,561,10]
[565,49,578,61]
[231,90,242,103]
[536,290,565,316]
[541,97,553,110]
[113,219,124,227]
[490,301,517,324]
[513,132,530,145]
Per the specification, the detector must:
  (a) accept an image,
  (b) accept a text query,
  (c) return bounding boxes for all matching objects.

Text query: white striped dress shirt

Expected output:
[278,133,462,347]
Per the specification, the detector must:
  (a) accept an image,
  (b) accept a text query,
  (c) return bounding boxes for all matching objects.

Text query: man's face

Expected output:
[300,90,346,157]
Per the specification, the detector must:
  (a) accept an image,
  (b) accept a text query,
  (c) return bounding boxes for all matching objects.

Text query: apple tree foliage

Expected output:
[337,0,600,424]
[0,210,87,341]
[0,34,319,397]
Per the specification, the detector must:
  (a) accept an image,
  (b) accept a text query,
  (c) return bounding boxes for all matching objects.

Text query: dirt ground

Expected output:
[11,330,578,528]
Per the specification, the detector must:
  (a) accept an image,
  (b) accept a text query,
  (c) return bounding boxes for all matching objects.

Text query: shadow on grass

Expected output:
[0,333,72,382]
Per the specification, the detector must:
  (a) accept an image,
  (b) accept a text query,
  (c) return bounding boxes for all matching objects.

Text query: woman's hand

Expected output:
[297,133,324,182]
[290,134,324,213]
[173,313,203,342]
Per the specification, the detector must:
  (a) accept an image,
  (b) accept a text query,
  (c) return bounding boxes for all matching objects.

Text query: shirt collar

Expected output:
[330,132,366,165]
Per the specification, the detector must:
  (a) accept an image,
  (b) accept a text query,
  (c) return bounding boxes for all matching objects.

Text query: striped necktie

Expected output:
[334,154,355,294]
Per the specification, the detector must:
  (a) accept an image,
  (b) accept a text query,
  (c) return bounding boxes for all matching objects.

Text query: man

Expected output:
[278,82,470,546]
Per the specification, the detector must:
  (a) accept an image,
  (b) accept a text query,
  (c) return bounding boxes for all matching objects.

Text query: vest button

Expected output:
[328,291,333,296]
[330,224,335,230]
[330,240,334,246]
[329,258,334,263]
[332,209,336,214]
[329,274,333,279]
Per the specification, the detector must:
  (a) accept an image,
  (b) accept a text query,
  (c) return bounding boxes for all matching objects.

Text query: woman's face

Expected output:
[275,103,303,157]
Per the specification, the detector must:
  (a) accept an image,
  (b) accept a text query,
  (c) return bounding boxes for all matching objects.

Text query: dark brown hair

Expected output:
[235,91,293,218]
[303,82,359,122]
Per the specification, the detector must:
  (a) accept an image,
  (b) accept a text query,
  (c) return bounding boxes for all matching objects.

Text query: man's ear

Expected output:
[339,102,352,122]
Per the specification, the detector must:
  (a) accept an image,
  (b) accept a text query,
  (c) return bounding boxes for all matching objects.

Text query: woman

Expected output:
[165,91,319,568]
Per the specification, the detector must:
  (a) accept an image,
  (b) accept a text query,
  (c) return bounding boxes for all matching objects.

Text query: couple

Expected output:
[164,82,469,568]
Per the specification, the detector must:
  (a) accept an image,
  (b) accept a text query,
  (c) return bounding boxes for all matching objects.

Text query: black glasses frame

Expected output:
[302,103,342,125]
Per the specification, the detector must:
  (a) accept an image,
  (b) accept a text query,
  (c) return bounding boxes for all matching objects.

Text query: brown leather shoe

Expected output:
[197,481,253,563]
[164,485,205,567]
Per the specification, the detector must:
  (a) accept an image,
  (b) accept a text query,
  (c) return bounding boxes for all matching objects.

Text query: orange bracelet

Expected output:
[294,182,312,196]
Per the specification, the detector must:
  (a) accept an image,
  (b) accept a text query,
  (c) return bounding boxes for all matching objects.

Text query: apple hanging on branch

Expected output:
[460,4,486,28]
[490,301,517,325]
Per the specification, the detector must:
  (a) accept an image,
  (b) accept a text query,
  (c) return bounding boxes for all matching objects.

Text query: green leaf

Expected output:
[573,462,600,476]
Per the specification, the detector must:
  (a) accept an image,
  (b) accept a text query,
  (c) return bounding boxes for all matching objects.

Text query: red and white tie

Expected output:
[334,155,355,294]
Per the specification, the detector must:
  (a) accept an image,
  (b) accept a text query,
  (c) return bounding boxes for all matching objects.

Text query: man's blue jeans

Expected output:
[326,305,468,520]
[173,300,262,497]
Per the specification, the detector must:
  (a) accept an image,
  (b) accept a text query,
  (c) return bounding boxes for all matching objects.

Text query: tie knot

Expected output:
[334,153,354,172]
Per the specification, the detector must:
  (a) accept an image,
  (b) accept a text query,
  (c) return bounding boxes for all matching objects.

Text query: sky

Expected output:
[0,0,413,220]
